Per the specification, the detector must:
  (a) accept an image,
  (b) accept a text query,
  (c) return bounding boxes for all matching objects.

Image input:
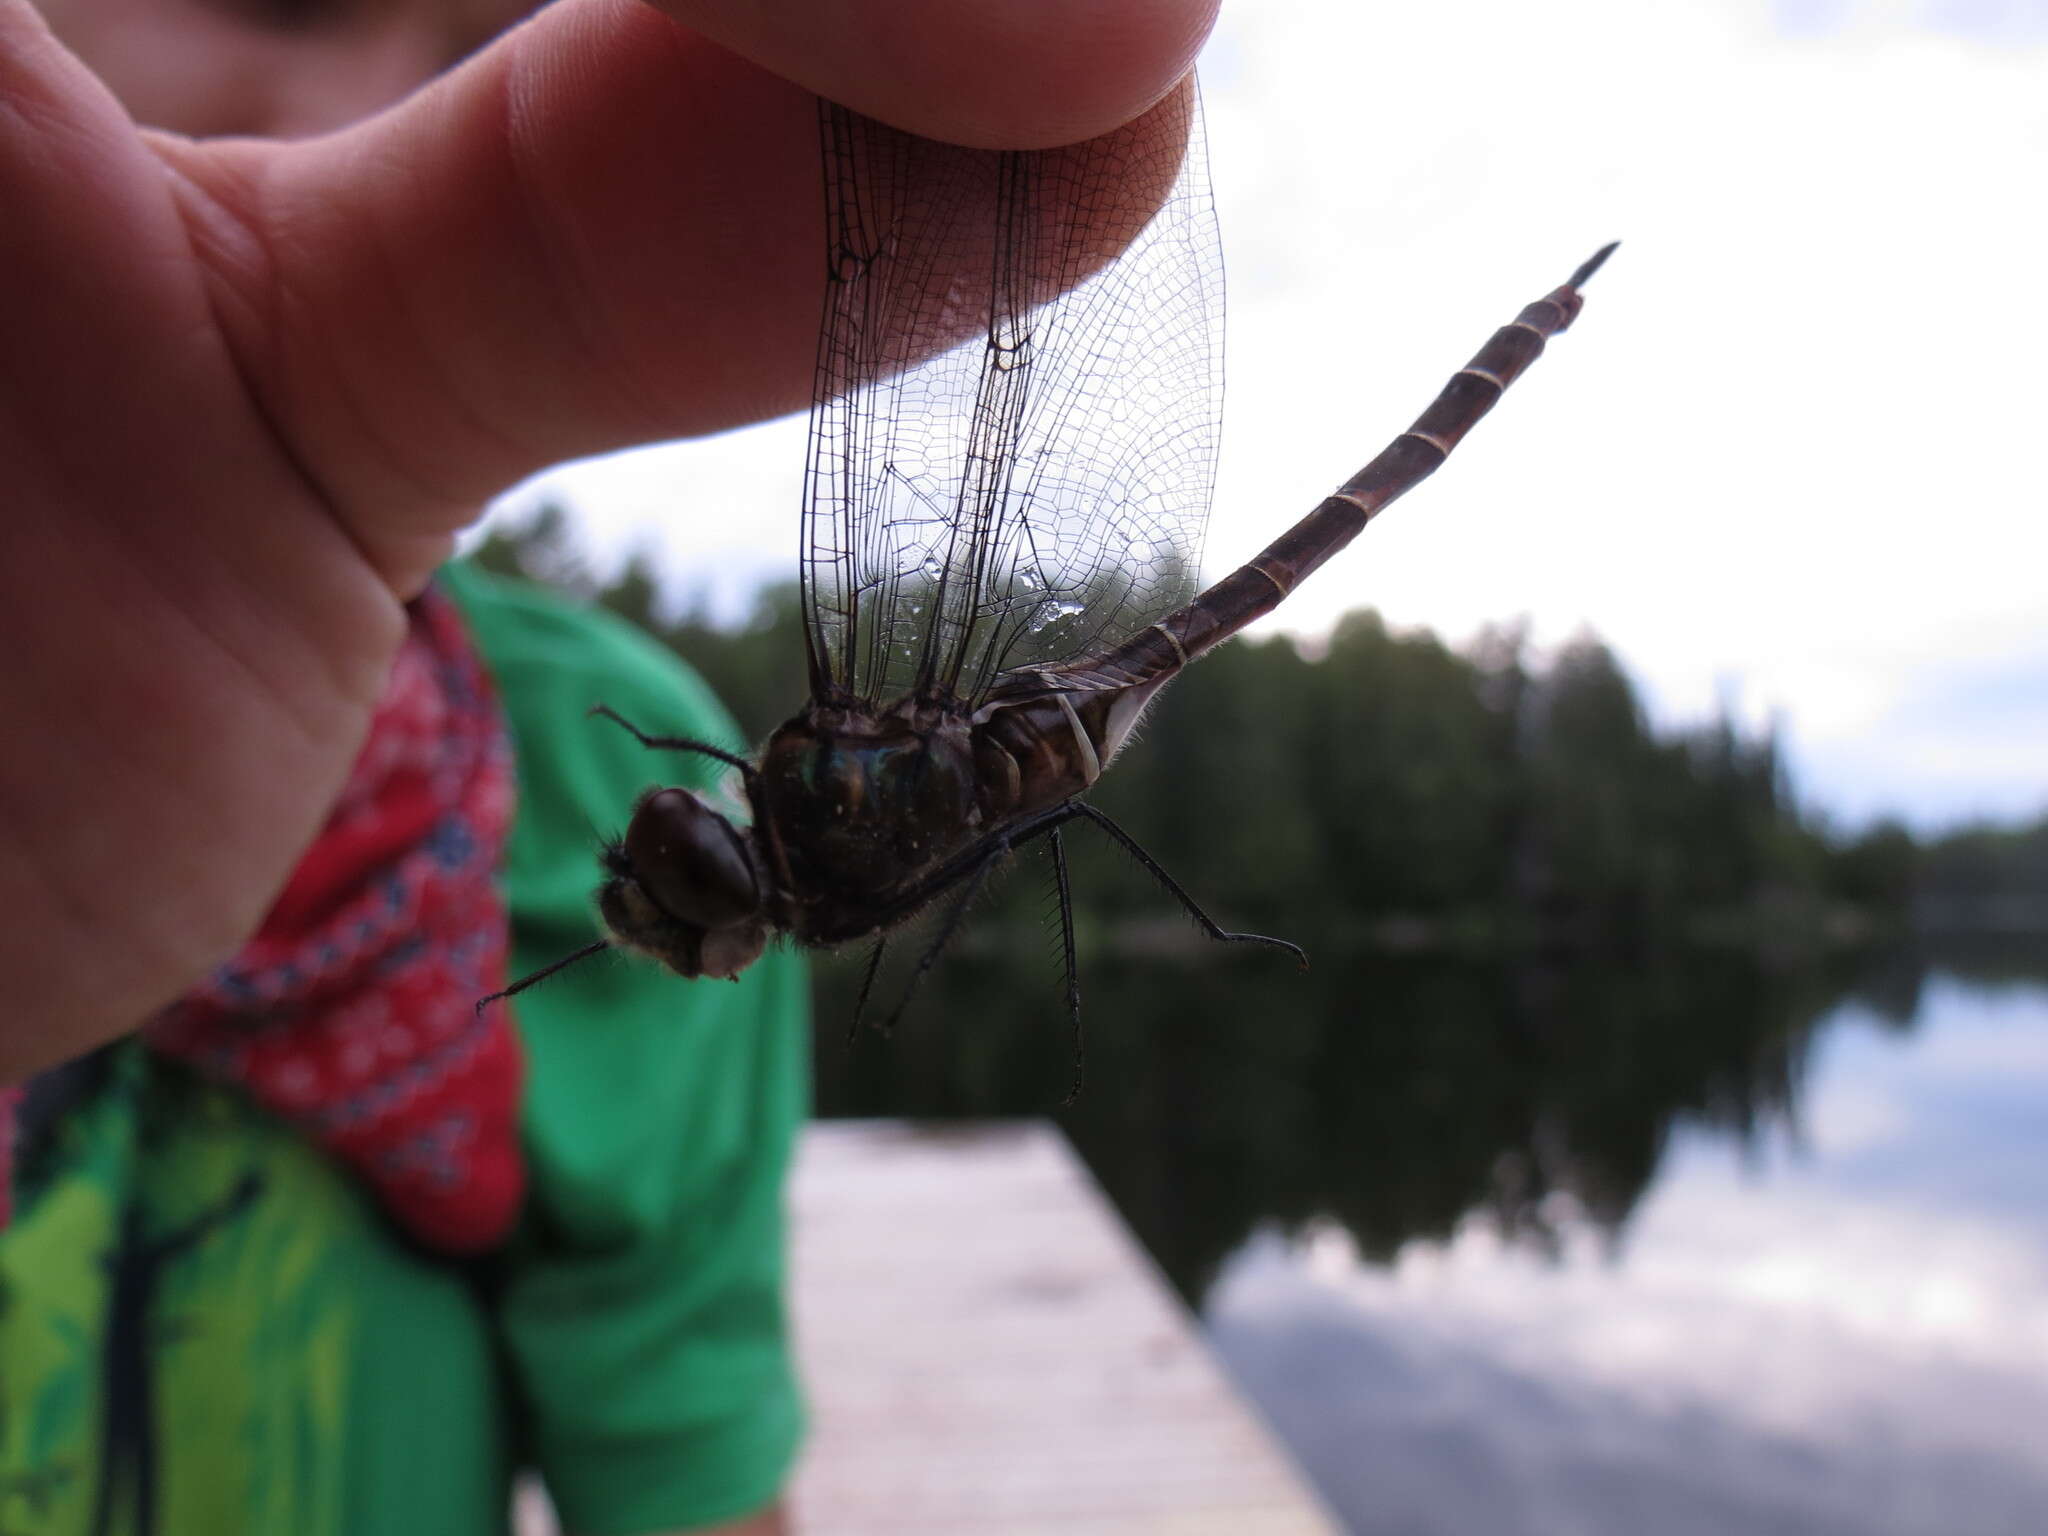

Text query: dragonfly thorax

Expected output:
[758,701,985,918]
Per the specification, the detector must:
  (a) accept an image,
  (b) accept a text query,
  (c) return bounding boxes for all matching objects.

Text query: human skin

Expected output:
[0,0,1218,1087]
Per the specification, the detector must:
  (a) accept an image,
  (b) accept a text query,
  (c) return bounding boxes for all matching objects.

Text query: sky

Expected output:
[486,0,2048,835]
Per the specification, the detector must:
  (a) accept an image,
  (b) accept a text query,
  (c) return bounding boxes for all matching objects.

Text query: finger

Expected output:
[157,0,1212,588]
[652,0,1219,148]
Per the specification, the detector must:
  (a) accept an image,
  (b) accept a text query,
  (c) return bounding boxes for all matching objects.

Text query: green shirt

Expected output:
[0,561,808,1535]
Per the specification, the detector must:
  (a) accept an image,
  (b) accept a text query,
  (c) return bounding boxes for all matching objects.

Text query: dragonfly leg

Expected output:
[848,937,889,1045]
[881,844,1004,1036]
[1047,826,1085,1107]
[475,939,612,1014]
[589,703,757,781]
[1069,801,1308,970]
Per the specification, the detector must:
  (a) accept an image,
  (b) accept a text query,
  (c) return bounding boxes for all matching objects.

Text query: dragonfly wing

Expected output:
[799,81,1223,708]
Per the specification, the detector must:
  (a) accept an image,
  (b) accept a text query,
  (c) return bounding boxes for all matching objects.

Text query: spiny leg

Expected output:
[589,703,756,780]
[476,939,611,1014]
[1070,801,1307,969]
[881,845,1004,1036]
[848,937,889,1045]
[1048,827,1085,1108]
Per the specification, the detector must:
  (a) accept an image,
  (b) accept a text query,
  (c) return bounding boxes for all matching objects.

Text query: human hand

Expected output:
[0,0,1216,1079]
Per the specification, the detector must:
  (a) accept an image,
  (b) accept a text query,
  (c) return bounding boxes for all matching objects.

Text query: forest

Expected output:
[474,510,2039,960]
[473,512,2042,1299]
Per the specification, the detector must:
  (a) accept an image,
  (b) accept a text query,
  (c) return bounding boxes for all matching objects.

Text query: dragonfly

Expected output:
[487,79,1613,1078]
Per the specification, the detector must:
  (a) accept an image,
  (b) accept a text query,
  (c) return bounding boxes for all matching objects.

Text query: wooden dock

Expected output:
[787,1120,1335,1534]
[518,1120,1334,1534]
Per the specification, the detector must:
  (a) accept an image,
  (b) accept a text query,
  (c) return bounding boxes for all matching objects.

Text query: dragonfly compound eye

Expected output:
[624,788,760,930]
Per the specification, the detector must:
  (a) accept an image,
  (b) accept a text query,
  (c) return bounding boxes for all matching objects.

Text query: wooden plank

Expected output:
[517,1121,1335,1535]
[788,1120,1336,1535]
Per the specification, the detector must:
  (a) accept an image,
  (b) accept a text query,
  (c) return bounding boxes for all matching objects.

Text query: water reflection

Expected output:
[812,937,2048,1535]
[1204,958,2048,1535]
[814,936,1872,1303]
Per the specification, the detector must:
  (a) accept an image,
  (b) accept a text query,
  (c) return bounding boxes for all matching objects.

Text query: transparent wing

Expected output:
[800,79,1223,708]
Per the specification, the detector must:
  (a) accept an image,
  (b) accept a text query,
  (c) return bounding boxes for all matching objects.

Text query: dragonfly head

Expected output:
[598,787,769,980]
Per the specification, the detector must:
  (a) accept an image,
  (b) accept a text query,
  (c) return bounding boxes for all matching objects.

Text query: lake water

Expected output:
[813,939,2048,1534]
[1203,962,2048,1535]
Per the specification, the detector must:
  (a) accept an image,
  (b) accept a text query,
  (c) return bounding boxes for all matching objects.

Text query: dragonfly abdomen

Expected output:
[1059,244,1617,674]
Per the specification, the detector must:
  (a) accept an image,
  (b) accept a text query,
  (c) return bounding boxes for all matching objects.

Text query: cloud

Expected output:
[1778,0,2048,46]
[1786,647,2048,827]
[495,1,2048,829]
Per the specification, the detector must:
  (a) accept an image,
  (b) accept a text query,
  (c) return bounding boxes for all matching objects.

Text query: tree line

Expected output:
[473,509,2035,955]
[474,513,2041,1291]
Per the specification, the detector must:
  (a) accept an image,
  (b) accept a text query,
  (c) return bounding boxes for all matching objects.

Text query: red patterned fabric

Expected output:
[1,587,526,1254]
